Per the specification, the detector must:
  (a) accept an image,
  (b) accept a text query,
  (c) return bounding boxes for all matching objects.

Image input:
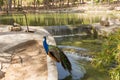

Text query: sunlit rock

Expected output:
[100,17,109,27]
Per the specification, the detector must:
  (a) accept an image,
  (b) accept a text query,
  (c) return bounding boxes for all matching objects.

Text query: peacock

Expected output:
[43,36,72,74]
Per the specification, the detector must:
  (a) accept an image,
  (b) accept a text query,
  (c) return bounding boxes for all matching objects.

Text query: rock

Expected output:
[115,7,120,11]
[7,22,22,31]
[108,6,115,10]
[93,24,120,37]
[8,26,22,31]
[100,20,109,27]
[0,70,5,79]
[115,19,120,25]
[0,26,58,80]
[100,17,110,27]
[13,23,21,27]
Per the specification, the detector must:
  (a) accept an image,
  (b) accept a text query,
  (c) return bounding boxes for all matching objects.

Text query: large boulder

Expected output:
[0,26,57,80]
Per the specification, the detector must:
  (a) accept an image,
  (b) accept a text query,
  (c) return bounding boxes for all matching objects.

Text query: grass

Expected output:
[80,61,110,80]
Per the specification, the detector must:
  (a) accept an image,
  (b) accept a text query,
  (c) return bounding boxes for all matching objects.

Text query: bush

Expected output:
[94,29,120,80]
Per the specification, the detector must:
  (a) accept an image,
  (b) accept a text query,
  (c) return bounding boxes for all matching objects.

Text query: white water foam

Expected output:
[65,51,93,61]
[57,52,87,80]
[58,45,87,51]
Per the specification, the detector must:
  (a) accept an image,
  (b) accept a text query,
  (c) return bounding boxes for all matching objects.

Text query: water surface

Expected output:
[0,13,107,26]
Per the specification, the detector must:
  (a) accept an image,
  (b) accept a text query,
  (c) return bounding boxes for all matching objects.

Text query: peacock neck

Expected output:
[43,38,49,54]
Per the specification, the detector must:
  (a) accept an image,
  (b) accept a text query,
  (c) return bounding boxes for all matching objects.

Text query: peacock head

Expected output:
[43,35,49,39]
[43,36,46,40]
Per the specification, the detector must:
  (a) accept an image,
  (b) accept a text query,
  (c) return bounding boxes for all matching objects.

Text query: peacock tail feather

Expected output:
[48,45,72,74]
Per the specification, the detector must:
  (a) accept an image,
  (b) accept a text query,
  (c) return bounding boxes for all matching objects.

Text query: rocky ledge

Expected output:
[0,25,57,80]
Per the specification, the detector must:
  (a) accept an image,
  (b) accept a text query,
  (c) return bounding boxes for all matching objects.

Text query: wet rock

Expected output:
[45,26,71,35]
[45,25,92,36]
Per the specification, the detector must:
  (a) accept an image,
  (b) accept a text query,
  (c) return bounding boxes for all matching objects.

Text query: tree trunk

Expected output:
[59,0,62,8]
[52,0,54,6]
[8,0,12,11]
[80,0,84,3]
[34,0,36,10]
[91,0,94,5]
[24,13,29,32]
[5,0,9,14]
[67,0,70,6]
[107,0,110,4]
[18,0,19,7]
[21,0,22,7]
[13,0,16,8]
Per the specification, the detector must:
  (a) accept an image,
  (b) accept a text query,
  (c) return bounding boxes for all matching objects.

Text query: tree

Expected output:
[13,0,16,8]
[8,0,12,11]
[67,0,70,6]
[17,0,23,11]
[79,0,84,3]
[0,0,4,10]
[33,0,36,10]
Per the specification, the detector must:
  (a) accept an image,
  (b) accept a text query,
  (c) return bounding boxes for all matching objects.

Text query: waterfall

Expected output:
[57,51,93,80]
[57,46,93,80]
[58,45,87,51]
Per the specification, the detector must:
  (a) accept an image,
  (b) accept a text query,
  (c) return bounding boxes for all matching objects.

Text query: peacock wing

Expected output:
[48,45,61,62]
[49,45,72,73]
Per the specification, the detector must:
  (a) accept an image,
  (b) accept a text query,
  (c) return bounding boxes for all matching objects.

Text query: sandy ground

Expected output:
[3,40,48,80]
[0,26,55,80]
[0,39,48,80]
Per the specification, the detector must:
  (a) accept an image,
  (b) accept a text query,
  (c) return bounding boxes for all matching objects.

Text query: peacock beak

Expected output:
[43,35,49,38]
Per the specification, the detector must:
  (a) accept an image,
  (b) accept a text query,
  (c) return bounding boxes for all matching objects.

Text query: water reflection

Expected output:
[0,13,103,26]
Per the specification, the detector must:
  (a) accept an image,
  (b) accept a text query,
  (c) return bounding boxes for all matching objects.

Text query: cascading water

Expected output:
[49,27,93,80]
[46,25,92,36]
[57,46,93,80]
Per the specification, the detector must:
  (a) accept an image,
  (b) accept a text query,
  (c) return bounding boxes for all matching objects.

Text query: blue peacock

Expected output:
[43,36,72,74]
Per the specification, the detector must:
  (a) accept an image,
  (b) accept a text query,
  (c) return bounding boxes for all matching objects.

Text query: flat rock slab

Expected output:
[0,26,55,80]
[4,40,47,80]
[93,23,120,37]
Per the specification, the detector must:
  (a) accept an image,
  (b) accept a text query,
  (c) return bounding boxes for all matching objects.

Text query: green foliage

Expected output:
[94,30,120,80]
[110,65,120,80]
[0,0,4,6]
